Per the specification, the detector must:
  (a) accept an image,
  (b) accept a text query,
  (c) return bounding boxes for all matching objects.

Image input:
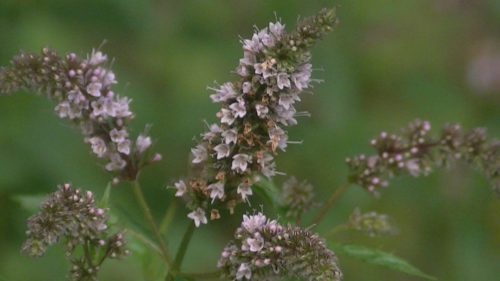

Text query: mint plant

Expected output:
[1,7,498,281]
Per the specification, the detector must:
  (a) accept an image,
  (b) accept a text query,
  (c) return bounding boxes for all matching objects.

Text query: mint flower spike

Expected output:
[346,119,500,195]
[348,208,398,237]
[0,48,157,180]
[280,176,317,221]
[22,184,128,281]
[174,8,338,225]
[218,212,343,281]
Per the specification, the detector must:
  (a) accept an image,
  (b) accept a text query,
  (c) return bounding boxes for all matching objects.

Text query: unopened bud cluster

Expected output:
[348,208,397,237]
[346,120,499,194]
[280,177,317,221]
[70,258,99,281]
[218,213,343,281]
[22,184,128,280]
[173,8,338,226]
[0,49,156,179]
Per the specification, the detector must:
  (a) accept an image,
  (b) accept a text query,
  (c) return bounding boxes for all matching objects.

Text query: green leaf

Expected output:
[159,200,178,235]
[11,194,46,213]
[330,243,437,280]
[253,179,281,210]
[98,182,112,209]
[138,246,165,281]
[125,226,165,281]
[113,202,151,235]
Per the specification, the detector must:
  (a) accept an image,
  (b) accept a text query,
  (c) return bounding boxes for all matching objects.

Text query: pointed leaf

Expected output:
[330,243,437,280]
[11,194,46,213]
[253,179,281,211]
[98,182,113,209]
[113,202,152,235]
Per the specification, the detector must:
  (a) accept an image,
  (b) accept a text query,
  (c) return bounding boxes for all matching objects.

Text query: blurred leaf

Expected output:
[253,179,282,211]
[126,227,162,256]
[126,229,150,254]
[330,243,437,280]
[113,202,151,236]
[139,247,165,281]
[159,200,178,235]
[126,227,165,281]
[11,194,46,213]
[98,182,112,209]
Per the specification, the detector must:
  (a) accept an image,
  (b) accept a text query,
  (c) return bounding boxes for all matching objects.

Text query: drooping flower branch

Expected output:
[22,184,128,281]
[172,8,338,226]
[0,48,157,180]
[346,120,499,195]
[218,213,343,281]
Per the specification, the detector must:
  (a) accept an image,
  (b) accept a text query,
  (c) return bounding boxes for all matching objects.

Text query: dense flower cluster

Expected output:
[173,8,338,226]
[0,48,156,180]
[348,208,396,237]
[346,120,500,194]
[280,177,316,221]
[22,184,128,280]
[218,213,342,281]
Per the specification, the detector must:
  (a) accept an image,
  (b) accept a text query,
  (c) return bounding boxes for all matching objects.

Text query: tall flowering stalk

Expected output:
[218,213,343,281]
[173,8,338,226]
[0,48,156,180]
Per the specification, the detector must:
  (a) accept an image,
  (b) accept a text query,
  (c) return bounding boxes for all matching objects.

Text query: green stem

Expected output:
[311,183,350,225]
[166,223,196,281]
[97,244,112,267]
[83,240,94,268]
[160,200,178,235]
[131,180,174,268]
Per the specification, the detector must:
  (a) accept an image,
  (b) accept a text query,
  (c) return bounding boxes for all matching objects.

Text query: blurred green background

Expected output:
[0,0,499,280]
